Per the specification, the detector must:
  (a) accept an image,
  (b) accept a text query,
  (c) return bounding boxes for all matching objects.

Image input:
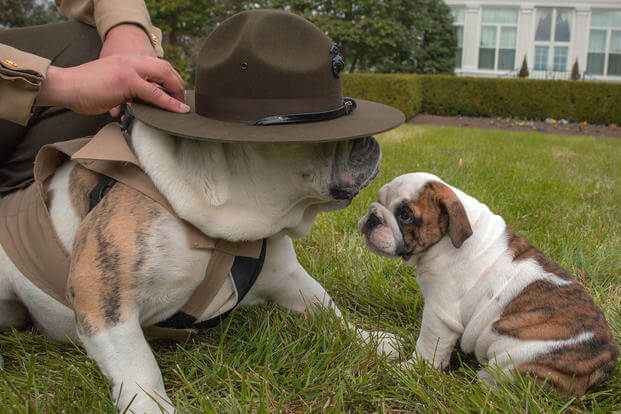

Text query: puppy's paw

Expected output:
[397,355,433,371]
[477,368,496,386]
[398,352,449,372]
[414,344,450,370]
[477,367,508,392]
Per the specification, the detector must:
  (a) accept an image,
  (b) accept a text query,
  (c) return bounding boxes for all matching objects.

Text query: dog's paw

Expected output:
[120,395,175,414]
[359,330,401,360]
[398,358,414,370]
[375,331,402,359]
[0,354,3,370]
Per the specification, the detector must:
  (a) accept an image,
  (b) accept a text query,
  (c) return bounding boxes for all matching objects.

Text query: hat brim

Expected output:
[131,91,404,143]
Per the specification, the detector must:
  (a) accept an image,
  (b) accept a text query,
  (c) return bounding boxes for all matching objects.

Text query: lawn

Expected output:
[0,125,619,413]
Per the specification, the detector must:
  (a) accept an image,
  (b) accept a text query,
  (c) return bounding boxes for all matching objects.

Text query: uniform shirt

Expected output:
[0,0,163,126]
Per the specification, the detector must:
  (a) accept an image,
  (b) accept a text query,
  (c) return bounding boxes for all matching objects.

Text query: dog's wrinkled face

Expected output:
[358,173,472,262]
[243,136,380,208]
[219,136,381,239]
[131,121,381,241]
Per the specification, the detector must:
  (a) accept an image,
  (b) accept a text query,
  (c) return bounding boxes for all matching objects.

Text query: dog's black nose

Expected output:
[366,212,382,229]
[330,186,358,200]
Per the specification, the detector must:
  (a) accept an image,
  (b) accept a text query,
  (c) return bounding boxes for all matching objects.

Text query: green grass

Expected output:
[1,125,619,413]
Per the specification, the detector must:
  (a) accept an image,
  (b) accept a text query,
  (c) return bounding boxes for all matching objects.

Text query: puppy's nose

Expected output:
[366,211,382,229]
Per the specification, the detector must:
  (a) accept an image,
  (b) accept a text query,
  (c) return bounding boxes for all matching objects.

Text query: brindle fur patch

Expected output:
[68,182,169,335]
[505,226,572,280]
[68,164,100,219]
[401,182,472,254]
[492,227,619,395]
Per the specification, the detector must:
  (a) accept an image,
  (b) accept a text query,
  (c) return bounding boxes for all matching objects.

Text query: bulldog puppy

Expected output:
[358,172,618,396]
[0,120,399,413]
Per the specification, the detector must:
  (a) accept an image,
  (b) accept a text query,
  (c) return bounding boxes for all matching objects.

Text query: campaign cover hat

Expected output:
[132,9,404,143]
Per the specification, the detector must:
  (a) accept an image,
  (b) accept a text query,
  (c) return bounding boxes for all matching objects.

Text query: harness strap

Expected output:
[193,240,266,329]
[156,239,266,330]
[88,175,117,211]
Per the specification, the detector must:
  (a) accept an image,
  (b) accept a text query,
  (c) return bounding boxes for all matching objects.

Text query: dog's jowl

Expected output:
[359,172,618,396]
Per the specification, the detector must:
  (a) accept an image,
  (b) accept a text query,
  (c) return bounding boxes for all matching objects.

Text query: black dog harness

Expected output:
[88,176,266,331]
[83,113,267,332]
[157,241,266,330]
[0,118,266,342]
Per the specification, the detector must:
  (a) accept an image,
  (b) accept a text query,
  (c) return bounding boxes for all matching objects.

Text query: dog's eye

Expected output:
[398,208,412,223]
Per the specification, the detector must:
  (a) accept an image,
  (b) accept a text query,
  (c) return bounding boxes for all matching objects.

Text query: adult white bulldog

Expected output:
[359,172,618,396]
[0,10,406,413]
[0,121,401,412]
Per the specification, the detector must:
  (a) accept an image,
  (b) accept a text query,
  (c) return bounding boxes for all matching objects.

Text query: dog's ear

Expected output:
[433,182,472,248]
[178,140,230,206]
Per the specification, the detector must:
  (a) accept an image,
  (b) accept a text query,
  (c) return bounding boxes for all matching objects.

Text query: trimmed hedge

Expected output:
[342,74,422,119]
[342,74,621,125]
[419,75,621,125]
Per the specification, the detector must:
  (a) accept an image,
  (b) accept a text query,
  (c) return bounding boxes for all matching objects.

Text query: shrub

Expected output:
[419,75,621,124]
[570,60,580,80]
[518,57,529,78]
[342,74,422,119]
[342,74,621,124]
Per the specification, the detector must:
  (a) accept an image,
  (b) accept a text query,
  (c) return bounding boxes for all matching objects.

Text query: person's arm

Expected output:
[0,0,185,125]
[57,0,164,57]
[0,44,52,125]
[59,0,177,116]
[0,45,188,125]
[36,55,189,115]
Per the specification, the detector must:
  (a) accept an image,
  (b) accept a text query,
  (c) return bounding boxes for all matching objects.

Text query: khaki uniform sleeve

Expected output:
[56,0,163,57]
[0,44,51,126]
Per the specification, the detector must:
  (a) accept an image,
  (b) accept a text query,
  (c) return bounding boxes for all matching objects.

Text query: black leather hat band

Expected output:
[253,98,357,126]
[195,93,343,122]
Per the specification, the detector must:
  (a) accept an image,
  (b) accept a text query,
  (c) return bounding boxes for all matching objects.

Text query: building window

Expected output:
[533,8,573,72]
[478,8,518,71]
[534,45,548,70]
[553,46,568,71]
[451,7,465,68]
[587,11,621,76]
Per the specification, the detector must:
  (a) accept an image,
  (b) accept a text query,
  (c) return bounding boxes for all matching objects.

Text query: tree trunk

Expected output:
[349,44,364,73]
[349,54,358,73]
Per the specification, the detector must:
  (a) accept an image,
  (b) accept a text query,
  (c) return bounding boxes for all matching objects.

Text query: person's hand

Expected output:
[100,23,157,59]
[99,24,181,116]
[36,55,190,115]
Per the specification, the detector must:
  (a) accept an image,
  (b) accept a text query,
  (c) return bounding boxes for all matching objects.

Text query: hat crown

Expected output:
[195,10,343,122]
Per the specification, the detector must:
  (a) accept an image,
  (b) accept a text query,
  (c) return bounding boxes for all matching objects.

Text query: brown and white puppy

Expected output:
[358,172,618,396]
[0,120,399,413]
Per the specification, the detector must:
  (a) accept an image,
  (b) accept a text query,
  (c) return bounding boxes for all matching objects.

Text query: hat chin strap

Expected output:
[252,98,357,126]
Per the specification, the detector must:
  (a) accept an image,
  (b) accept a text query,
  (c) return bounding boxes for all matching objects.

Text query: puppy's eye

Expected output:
[397,208,413,223]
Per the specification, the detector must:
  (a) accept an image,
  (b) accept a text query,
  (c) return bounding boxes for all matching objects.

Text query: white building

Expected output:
[445,1,621,81]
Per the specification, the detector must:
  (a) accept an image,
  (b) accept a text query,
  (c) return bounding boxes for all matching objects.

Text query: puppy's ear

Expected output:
[433,182,472,248]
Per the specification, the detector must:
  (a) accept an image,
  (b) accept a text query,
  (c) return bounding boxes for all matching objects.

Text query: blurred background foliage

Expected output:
[0,0,65,28]
[1,0,456,86]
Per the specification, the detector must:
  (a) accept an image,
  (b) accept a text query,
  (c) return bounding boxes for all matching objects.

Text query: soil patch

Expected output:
[409,114,621,139]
